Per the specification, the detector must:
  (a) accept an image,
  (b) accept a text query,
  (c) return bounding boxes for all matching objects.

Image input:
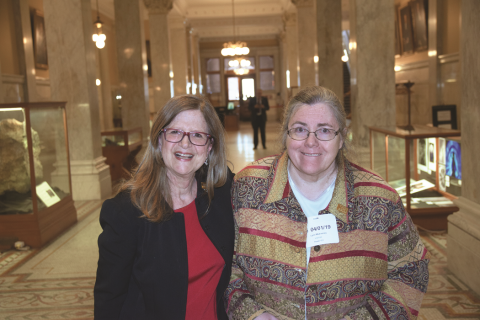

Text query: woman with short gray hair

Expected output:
[226,86,429,320]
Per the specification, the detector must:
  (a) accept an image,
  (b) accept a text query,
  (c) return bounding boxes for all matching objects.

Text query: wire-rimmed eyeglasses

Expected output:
[160,128,213,146]
[287,127,339,141]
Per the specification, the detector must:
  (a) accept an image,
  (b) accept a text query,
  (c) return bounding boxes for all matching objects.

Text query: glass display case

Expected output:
[0,102,77,247]
[101,127,143,182]
[369,125,461,230]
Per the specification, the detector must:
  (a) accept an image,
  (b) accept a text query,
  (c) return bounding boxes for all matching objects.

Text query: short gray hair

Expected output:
[280,86,352,161]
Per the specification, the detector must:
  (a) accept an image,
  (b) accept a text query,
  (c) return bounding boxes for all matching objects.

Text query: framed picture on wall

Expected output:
[31,10,48,69]
[400,5,414,54]
[410,0,428,52]
[432,105,457,129]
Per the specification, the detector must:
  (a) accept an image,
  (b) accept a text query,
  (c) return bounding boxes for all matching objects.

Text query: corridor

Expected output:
[0,122,479,320]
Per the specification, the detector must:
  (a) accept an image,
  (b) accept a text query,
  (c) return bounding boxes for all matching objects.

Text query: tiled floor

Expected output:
[0,121,479,319]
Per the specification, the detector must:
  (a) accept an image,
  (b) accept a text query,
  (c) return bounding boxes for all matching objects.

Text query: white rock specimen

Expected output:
[0,119,43,195]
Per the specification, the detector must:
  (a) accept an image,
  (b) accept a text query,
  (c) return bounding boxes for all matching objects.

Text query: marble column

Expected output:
[43,0,111,200]
[283,12,299,90]
[447,0,480,296]
[193,34,203,94]
[316,0,343,100]
[144,0,173,112]
[428,0,443,106]
[279,31,288,106]
[97,37,114,131]
[292,0,316,88]
[12,0,37,102]
[114,0,150,142]
[169,14,189,96]
[186,27,194,94]
[349,0,396,165]
[0,62,4,103]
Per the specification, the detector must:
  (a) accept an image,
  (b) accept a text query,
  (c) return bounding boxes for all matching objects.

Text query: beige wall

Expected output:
[394,0,461,128]
[442,0,461,55]
[0,0,20,75]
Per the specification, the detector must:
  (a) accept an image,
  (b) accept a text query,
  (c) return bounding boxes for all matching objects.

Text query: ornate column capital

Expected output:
[291,0,314,8]
[283,12,297,27]
[143,0,173,14]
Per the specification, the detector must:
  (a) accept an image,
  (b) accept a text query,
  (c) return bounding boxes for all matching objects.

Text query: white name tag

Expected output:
[306,214,339,247]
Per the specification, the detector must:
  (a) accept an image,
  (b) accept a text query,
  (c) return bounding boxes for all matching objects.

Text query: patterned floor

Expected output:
[1,122,479,319]
[1,204,479,319]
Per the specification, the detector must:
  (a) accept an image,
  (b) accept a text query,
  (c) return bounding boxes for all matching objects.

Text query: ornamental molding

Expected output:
[143,0,173,14]
[282,12,297,26]
[291,0,314,8]
[190,15,282,28]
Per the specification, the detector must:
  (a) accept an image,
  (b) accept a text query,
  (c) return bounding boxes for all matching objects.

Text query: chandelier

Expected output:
[221,0,249,56]
[92,0,106,49]
[228,58,252,75]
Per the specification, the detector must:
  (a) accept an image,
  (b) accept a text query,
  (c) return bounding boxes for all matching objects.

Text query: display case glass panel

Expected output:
[0,101,76,247]
[30,106,71,210]
[101,127,143,182]
[372,130,386,179]
[370,125,461,229]
[101,128,142,147]
[387,135,406,182]
[102,132,126,146]
[0,108,35,215]
[128,130,141,145]
[0,103,71,215]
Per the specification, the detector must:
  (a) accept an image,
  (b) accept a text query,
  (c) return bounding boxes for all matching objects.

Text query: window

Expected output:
[206,58,220,72]
[242,78,255,101]
[259,56,275,91]
[227,77,240,101]
[206,58,221,94]
[259,56,274,69]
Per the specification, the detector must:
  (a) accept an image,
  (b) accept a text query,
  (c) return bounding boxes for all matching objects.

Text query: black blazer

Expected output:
[248,96,270,123]
[94,170,235,319]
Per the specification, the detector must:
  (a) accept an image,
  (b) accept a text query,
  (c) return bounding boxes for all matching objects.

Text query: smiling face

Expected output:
[286,103,344,182]
[159,110,212,181]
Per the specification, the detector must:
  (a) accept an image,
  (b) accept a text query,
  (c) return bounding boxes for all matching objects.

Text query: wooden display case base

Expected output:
[409,206,458,230]
[0,196,77,248]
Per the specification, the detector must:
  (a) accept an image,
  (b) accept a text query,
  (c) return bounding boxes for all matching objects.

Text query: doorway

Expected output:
[226,75,255,121]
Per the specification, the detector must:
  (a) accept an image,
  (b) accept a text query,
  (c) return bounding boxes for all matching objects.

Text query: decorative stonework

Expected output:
[283,12,297,27]
[291,0,314,8]
[143,0,173,14]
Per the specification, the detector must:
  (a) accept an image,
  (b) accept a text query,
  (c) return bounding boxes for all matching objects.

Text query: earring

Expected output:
[204,157,209,166]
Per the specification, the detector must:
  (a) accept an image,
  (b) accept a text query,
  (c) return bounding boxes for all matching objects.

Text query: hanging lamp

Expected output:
[92,0,106,49]
[221,0,249,56]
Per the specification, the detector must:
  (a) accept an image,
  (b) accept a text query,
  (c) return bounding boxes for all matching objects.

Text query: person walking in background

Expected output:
[249,88,270,150]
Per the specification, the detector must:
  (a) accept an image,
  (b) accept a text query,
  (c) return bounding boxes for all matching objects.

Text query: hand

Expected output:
[255,313,279,320]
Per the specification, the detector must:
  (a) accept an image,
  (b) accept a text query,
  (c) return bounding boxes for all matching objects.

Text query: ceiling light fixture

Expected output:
[221,0,249,56]
[92,0,106,49]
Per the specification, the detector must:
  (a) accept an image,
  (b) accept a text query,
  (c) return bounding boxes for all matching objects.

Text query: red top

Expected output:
[175,200,224,320]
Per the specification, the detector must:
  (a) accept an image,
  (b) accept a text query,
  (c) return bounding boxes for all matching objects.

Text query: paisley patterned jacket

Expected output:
[225,152,429,320]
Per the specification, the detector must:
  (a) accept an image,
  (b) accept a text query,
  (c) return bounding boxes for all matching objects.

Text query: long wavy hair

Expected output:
[120,95,228,223]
